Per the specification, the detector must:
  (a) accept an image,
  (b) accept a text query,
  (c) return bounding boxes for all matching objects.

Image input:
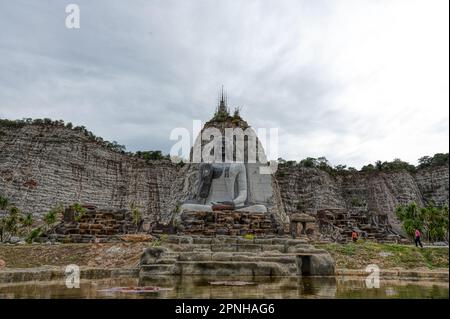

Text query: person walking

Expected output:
[414,228,423,248]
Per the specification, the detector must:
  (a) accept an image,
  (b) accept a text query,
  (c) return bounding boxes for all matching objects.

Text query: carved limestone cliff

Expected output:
[0,123,181,222]
[0,122,448,236]
[276,164,449,235]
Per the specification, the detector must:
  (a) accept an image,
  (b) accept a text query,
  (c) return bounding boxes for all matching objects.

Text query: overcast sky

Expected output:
[0,0,448,168]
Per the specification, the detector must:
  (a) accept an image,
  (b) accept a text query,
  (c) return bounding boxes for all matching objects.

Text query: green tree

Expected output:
[335,164,347,172]
[299,157,317,168]
[396,202,449,242]
[361,164,375,172]
[418,156,432,168]
[71,203,86,222]
[375,160,383,170]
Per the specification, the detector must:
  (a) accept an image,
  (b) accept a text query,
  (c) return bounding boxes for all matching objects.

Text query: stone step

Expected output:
[174,261,297,276]
[154,258,178,264]
[175,252,300,263]
[164,240,312,252]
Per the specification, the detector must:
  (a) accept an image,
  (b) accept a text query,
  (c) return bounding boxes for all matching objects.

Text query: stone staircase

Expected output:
[139,235,335,278]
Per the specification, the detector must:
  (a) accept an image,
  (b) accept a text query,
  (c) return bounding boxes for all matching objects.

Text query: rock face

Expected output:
[0,123,448,236]
[414,165,449,207]
[276,165,449,235]
[0,124,181,222]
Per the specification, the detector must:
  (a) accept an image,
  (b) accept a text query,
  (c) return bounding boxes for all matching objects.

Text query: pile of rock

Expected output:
[314,208,401,243]
[176,210,282,237]
[44,205,141,243]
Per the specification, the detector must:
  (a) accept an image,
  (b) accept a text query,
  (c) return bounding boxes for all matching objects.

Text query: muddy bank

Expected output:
[0,243,147,268]
[0,266,447,284]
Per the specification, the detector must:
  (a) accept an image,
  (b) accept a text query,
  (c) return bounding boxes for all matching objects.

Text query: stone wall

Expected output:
[45,206,140,243]
[177,210,281,237]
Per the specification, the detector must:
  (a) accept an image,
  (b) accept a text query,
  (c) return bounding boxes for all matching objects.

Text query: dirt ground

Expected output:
[316,241,449,270]
[0,240,448,270]
[0,243,148,268]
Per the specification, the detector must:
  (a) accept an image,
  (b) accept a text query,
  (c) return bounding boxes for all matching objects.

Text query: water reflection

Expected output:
[0,276,447,299]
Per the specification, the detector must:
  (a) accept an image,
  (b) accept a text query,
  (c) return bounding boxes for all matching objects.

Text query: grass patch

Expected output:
[317,241,448,270]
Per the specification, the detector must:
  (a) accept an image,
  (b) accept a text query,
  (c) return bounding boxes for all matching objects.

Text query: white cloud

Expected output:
[0,0,448,168]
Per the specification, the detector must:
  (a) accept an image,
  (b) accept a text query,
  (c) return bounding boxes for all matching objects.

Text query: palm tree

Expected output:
[43,210,58,234]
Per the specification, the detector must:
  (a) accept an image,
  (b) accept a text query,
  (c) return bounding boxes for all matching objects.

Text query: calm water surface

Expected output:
[0,276,448,299]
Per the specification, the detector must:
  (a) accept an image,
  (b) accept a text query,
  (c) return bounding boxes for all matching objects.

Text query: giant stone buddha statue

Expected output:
[180,135,268,214]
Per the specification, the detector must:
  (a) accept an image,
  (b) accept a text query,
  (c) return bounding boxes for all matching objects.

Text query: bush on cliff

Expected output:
[135,150,166,162]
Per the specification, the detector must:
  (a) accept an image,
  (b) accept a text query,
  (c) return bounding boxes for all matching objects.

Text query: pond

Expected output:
[0,276,448,299]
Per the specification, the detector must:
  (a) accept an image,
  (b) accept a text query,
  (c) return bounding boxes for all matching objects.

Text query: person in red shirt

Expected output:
[351,230,358,243]
[414,229,423,248]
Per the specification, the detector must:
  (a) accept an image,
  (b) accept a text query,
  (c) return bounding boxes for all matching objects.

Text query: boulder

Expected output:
[309,254,335,276]
[140,247,169,265]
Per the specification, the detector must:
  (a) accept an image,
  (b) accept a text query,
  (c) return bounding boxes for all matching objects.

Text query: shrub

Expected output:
[43,210,57,227]
[351,197,363,207]
[9,206,20,216]
[299,157,317,168]
[21,213,34,227]
[296,201,305,211]
[131,204,142,227]
[0,204,35,242]
[26,227,42,244]
[243,233,254,240]
[71,203,86,222]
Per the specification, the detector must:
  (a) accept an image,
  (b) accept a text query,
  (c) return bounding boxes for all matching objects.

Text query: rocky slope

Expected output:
[0,123,448,235]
